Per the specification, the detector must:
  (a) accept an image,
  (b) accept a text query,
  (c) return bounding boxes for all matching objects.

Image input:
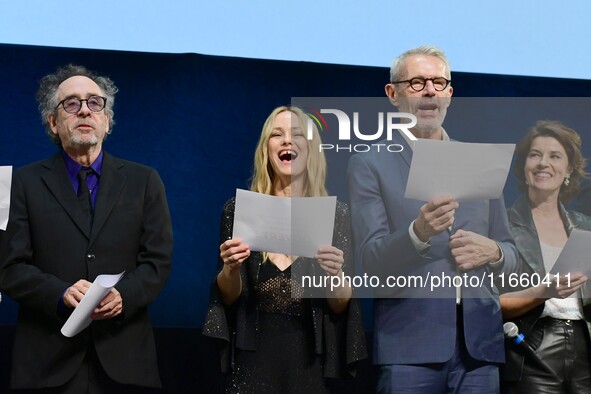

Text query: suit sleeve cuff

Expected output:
[488,242,504,271]
[57,289,71,320]
[409,220,430,253]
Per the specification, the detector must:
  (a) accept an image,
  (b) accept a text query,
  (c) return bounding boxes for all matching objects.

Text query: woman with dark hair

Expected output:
[203,106,367,393]
[501,120,591,393]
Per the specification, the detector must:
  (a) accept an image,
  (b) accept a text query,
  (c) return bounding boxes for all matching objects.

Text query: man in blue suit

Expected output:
[348,46,518,393]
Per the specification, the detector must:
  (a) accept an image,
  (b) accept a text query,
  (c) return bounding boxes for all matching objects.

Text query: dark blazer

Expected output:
[502,194,591,381]
[347,132,518,365]
[0,152,173,389]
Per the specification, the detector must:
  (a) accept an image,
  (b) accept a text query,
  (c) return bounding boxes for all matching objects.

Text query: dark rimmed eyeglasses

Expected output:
[56,96,107,114]
[391,77,451,92]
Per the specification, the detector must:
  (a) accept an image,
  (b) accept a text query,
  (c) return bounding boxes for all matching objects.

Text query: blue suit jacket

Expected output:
[347,132,518,365]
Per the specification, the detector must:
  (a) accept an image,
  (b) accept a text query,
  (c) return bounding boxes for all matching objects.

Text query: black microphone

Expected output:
[503,322,560,381]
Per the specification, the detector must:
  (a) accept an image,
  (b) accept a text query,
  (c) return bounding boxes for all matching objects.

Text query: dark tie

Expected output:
[77,167,94,226]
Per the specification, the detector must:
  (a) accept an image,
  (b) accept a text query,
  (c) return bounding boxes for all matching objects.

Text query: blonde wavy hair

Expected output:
[250,106,328,197]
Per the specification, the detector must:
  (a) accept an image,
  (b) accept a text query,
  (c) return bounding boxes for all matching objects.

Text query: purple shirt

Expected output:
[61,150,103,208]
[57,150,104,315]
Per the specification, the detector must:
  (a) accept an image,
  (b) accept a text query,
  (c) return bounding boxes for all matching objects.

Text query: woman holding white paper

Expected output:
[203,106,366,393]
[500,121,591,394]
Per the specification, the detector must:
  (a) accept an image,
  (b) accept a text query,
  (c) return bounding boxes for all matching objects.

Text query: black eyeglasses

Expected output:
[56,96,107,114]
[391,77,451,92]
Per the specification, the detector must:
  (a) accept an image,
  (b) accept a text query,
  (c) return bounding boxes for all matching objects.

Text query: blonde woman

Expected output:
[203,106,366,393]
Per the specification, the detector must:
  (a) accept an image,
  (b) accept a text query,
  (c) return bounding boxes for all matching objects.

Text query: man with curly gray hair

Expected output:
[36,64,118,147]
[0,64,173,393]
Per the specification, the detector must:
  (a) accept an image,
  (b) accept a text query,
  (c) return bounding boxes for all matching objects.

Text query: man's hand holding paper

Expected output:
[61,272,124,337]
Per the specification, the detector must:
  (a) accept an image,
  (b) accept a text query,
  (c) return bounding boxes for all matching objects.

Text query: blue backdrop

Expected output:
[1,43,590,328]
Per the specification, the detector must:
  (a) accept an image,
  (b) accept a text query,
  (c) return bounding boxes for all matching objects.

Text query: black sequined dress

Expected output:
[228,260,326,393]
[203,198,367,393]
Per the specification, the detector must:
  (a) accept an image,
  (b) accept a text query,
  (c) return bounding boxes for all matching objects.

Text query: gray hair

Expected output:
[36,64,118,146]
[389,45,451,83]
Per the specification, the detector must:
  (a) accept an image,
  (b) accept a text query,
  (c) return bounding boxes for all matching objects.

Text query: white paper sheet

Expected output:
[550,229,591,276]
[404,140,515,202]
[61,272,125,337]
[232,189,336,258]
[0,166,12,231]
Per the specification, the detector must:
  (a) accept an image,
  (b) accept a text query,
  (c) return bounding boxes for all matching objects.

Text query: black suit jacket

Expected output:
[0,152,173,389]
